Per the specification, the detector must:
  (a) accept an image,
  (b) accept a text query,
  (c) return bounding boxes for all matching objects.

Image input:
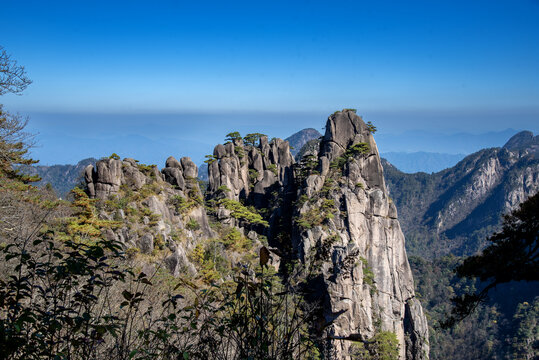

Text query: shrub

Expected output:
[137,163,158,177]
[350,331,399,359]
[360,257,375,286]
[248,169,259,183]
[346,142,370,157]
[234,145,245,159]
[296,208,325,230]
[186,219,201,231]
[267,163,278,176]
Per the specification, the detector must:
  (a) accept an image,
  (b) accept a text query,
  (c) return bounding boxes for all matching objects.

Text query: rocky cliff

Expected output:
[85,155,213,276]
[290,111,428,359]
[84,111,429,359]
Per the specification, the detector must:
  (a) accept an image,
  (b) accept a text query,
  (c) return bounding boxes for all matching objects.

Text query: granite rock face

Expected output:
[85,156,214,273]
[84,113,429,359]
[207,136,294,203]
[291,111,429,359]
[85,158,152,199]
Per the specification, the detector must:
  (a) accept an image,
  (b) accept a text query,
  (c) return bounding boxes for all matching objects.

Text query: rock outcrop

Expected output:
[207,136,294,204]
[85,157,156,199]
[503,130,539,154]
[84,112,430,359]
[291,110,429,359]
[85,156,213,276]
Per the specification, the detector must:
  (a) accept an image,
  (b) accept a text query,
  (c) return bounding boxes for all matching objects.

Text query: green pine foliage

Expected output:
[243,132,267,147]
[217,198,269,227]
[225,131,242,143]
[366,121,377,134]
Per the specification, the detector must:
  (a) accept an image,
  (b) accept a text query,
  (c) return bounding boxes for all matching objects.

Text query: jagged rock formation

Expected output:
[291,111,428,359]
[207,136,294,207]
[85,156,213,276]
[84,112,429,359]
[383,130,539,258]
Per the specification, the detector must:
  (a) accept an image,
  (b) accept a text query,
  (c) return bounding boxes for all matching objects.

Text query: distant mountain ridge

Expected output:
[285,128,322,157]
[382,130,539,258]
[22,158,97,198]
[503,130,539,153]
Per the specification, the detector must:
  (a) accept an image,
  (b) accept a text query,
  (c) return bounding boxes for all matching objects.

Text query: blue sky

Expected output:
[1,0,538,166]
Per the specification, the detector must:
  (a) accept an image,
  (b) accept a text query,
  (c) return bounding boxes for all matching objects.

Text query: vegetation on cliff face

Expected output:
[446,192,539,327]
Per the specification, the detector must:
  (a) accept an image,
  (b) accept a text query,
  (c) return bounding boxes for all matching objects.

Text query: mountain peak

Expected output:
[503,130,538,151]
[285,128,322,157]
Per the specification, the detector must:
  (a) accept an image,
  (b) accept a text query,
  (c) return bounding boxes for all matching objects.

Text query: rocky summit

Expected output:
[84,110,429,359]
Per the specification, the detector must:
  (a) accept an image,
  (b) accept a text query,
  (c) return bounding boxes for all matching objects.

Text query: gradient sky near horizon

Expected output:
[1,0,538,165]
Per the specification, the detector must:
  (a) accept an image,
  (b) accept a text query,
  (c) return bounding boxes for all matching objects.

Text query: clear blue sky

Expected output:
[1,0,538,165]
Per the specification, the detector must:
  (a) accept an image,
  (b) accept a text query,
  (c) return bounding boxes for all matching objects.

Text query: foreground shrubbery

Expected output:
[0,188,322,360]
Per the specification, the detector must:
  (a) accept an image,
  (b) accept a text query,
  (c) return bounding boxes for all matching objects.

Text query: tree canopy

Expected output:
[0,46,38,182]
[445,191,539,327]
[0,46,32,96]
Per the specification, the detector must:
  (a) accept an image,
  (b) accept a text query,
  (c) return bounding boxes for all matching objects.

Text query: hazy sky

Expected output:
[1,0,538,165]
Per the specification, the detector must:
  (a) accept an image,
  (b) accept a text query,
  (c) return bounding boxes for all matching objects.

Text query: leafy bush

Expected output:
[360,257,375,287]
[346,142,370,157]
[248,168,259,183]
[296,207,326,230]
[350,331,400,360]
[330,142,371,172]
[234,145,245,159]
